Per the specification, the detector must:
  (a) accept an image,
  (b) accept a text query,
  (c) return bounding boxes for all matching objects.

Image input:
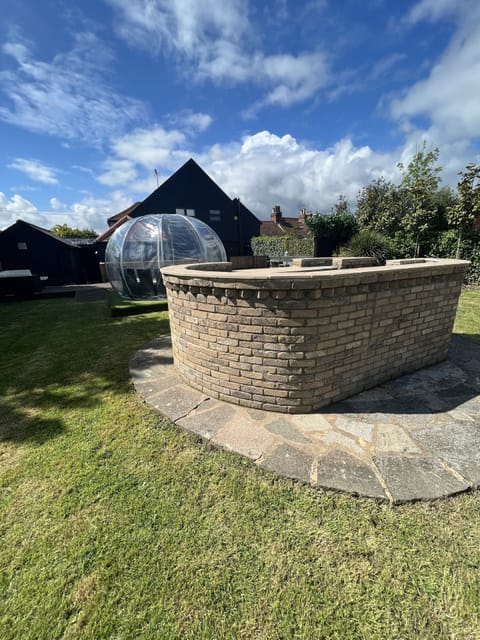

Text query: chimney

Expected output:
[298,208,307,223]
[271,205,282,223]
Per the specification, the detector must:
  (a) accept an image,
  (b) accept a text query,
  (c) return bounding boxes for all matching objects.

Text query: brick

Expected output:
[164,259,467,413]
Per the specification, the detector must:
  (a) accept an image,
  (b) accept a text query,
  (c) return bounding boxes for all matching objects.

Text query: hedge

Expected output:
[251,235,314,258]
[386,229,480,284]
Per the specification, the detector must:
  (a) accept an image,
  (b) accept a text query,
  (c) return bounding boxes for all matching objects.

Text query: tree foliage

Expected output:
[356,178,404,234]
[332,194,350,216]
[446,163,480,258]
[251,235,314,258]
[349,145,480,281]
[51,224,97,238]
[305,210,358,254]
[397,144,442,256]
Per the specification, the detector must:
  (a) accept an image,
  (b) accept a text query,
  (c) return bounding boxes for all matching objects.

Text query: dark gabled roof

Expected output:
[2,219,80,248]
[96,214,131,242]
[131,158,260,222]
[107,202,141,227]
[260,218,310,238]
[152,158,234,201]
[101,159,261,241]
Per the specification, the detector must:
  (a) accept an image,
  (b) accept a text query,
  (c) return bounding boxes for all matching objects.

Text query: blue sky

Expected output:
[1,0,479,233]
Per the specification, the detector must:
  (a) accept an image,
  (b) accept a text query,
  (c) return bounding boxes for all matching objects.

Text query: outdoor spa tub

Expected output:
[161,257,469,414]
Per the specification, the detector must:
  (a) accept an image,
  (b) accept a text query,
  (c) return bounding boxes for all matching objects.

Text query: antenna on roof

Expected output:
[154,169,159,187]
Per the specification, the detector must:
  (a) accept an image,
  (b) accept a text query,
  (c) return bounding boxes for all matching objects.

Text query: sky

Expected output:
[1,0,480,234]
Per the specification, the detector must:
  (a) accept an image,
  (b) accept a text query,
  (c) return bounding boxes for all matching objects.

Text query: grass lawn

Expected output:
[454,289,480,343]
[1,291,480,639]
[108,291,168,317]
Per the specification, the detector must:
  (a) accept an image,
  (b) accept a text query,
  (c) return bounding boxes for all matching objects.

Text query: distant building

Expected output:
[0,220,105,285]
[259,206,311,238]
[98,159,261,257]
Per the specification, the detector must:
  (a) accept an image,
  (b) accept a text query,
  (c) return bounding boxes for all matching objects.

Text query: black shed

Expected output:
[0,220,85,285]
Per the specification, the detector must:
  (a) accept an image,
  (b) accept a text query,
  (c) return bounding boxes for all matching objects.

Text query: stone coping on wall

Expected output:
[161,257,470,290]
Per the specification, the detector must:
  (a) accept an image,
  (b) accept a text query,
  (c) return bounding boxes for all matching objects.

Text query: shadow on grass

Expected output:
[0,298,171,445]
[456,332,480,345]
[0,407,66,445]
[321,334,480,416]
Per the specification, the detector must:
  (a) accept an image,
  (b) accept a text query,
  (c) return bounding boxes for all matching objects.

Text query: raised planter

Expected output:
[162,258,469,413]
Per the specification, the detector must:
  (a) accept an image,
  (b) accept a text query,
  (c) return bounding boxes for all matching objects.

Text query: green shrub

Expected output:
[251,235,314,258]
[305,212,358,256]
[385,231,416,259]
[385,228,480,284]
[341,230,391,265]
[422,229,480,284]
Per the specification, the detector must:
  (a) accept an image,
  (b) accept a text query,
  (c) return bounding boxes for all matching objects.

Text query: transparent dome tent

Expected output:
[105,214,227,299]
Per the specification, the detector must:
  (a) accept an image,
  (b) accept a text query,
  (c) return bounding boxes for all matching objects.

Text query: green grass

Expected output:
[454,289,480,343]
[1,293,480,639]
[108,291,168,316]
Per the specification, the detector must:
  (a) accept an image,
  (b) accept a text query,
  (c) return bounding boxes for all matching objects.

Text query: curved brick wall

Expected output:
[162,258,469,414]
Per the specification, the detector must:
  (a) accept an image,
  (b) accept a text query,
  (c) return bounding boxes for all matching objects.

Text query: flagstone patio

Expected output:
[130,334,480,503]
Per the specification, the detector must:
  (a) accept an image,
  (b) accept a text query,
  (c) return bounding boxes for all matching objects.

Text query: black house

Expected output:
[128,159,261,257]
[0,220,99,285]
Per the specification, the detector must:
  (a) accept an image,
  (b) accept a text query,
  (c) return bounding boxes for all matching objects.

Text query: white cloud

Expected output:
[97,159,139,187]
[167,110,213,133]
[0,192,50,229]
[108,0,249,56]
[0,32,147,146]
[108,0,330,110]
[256,52,329,108]
[50,197,64,210]
[94,124,190,190]
[370,53,407,81]
[8,158,59,184]
[0,189,134,234]
[406,0,467,24]
[198,131,399,217]
[392,2,480,149]
[110,125,187,168]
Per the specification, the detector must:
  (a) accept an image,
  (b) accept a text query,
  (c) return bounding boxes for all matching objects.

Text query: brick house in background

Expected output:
[259,206,312,238]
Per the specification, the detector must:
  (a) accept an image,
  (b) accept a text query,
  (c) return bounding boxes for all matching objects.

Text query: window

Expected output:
[209,209,221,222]
[17,242,27,250]
[175,208,196,217]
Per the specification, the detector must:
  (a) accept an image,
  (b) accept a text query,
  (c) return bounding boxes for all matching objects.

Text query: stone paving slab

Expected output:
[316,450,387,500]
[373,456,469,503]
[129,334,480,503]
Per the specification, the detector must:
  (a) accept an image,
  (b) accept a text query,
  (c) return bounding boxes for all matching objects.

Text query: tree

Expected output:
[51,224,97,238]
[332,194,350,216]
[356,177,404,234]
[432,186,458,231]
[447,163,480,259]
[397,144,442,257]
